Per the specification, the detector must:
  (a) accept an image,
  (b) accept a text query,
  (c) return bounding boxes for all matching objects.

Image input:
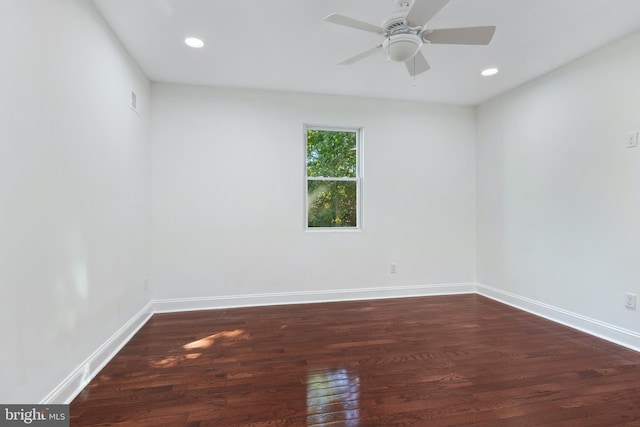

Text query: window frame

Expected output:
[304,124,363,232]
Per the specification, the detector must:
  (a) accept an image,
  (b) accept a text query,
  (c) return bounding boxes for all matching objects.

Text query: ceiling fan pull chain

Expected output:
[412,57,416,87]
[387,35,391,63]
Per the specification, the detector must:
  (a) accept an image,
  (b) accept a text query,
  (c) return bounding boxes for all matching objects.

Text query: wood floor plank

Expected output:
[70,295,640,426]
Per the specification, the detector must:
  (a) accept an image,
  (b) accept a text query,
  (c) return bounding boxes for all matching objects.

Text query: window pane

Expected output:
[307,130,357,178]
[308,180,357,228]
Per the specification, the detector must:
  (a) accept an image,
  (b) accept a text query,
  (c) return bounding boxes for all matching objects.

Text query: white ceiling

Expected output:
[93,0,640,106]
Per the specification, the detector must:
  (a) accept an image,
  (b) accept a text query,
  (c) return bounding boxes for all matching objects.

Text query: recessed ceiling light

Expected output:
[481,67,499,77]
[184,37,204,48]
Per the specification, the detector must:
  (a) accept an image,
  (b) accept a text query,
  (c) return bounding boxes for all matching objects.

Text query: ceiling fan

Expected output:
[325,0,496,77]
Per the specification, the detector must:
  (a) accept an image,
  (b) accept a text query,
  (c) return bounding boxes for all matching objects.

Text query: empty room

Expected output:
[2,0,640,425]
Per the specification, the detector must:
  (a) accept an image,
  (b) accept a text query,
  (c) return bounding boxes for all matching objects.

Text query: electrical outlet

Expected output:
[626,131,638,148]
[390,263,397,274]
[625,292,637,310]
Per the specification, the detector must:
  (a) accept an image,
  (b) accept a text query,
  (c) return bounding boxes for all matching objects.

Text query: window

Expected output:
[305,126,361,229]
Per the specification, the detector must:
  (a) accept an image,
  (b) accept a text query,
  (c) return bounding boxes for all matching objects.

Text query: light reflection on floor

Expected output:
[306,368,361,426]
[149,329,250,368]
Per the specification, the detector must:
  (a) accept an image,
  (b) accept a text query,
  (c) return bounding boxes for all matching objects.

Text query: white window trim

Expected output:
[307,177,358,182]
[304,125,363,232]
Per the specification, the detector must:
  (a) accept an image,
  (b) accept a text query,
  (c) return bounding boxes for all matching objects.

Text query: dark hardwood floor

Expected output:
[70,294,640,426]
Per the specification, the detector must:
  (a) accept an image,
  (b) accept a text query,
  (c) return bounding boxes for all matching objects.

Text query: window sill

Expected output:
[304,227,362,233]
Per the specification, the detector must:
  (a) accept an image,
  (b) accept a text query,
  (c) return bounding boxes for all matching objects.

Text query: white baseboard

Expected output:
[153,283,476,313]
[41,300,154,404]
[476,283,640,352]
[45,282,640,404]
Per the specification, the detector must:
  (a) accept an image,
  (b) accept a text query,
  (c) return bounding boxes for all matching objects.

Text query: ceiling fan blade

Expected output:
[338,44,383,65]
[405,51,430,76]
[425,26,496,45]
[406,0,450,27]
[324,13,384,34]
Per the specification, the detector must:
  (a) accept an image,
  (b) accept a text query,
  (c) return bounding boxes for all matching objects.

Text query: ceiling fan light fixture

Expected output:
[383,34,422,63]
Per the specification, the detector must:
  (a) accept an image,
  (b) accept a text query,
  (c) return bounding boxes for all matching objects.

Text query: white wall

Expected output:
[0,0,151,402]
[151,85,476,300]
[477,31,640,334]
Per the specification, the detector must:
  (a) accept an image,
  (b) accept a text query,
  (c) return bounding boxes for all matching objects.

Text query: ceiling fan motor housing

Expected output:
[382,11,412,34]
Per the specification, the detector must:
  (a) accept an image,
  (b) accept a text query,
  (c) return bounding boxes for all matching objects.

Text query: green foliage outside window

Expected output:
[306,129,359,228]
